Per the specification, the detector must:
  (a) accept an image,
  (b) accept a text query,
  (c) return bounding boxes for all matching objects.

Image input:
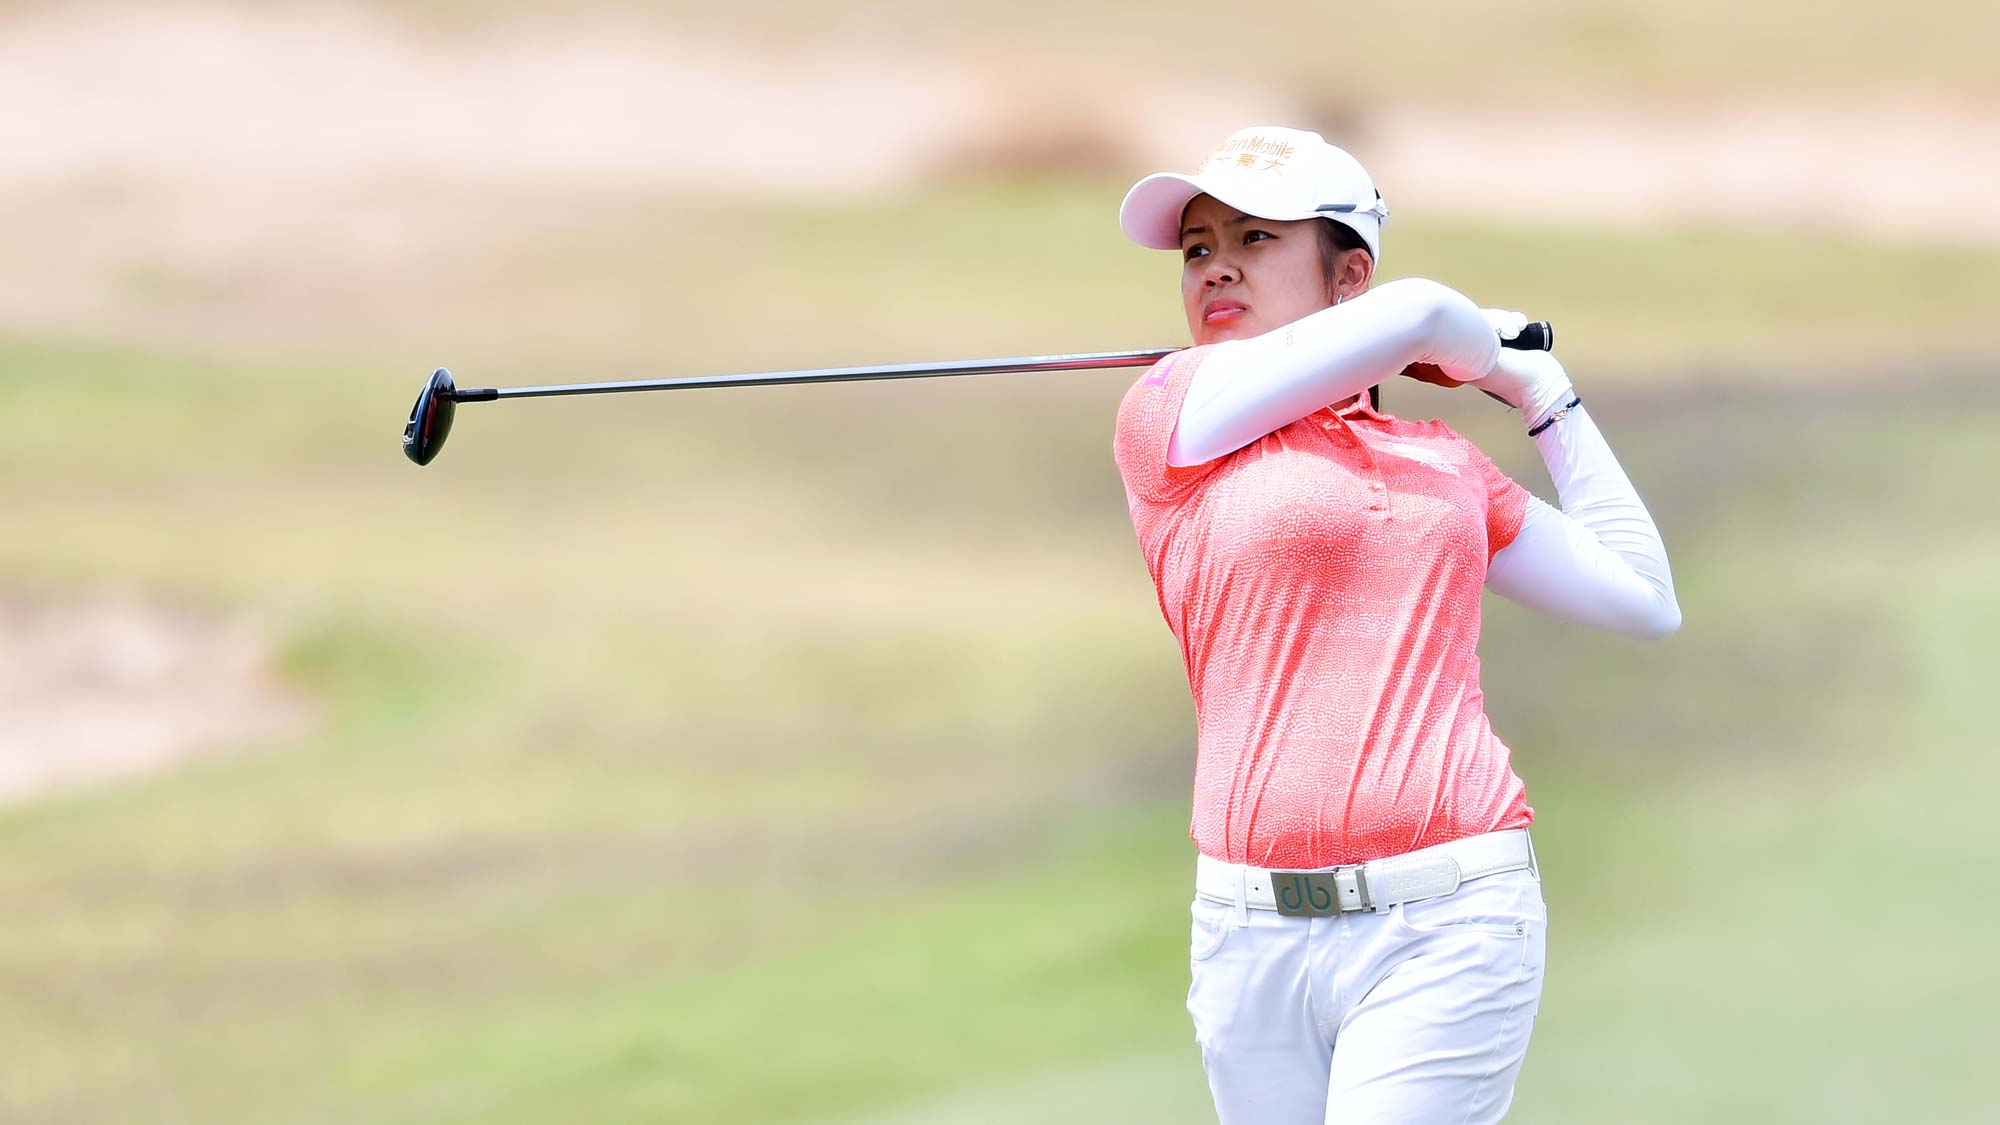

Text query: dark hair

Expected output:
[1314,219,1371,302]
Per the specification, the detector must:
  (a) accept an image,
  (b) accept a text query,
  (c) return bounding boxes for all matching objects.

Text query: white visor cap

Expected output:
[1119,125,1388,266]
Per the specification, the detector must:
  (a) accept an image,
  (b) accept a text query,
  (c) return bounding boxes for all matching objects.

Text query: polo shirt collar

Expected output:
[1335,392,1389,422]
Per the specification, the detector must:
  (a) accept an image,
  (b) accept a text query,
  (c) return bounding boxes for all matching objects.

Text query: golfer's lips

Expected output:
[1203,300,1249,325]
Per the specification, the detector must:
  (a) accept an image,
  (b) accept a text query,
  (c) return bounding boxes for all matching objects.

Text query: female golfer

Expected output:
[1113,126,1679,1123]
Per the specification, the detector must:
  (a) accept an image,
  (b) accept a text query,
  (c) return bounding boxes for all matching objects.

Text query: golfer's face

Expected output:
[1179,195,1331,346]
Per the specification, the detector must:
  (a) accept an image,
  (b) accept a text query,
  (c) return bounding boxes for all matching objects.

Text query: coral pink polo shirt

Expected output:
[1115,346,1535,869]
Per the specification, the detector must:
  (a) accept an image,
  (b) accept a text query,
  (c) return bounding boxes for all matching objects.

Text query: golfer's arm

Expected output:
[1167,279,1497,467]
[1486,407,1681,640]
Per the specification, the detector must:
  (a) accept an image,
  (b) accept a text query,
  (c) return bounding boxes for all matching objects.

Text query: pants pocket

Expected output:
[1389,869,1544,939]
[1189,895,1236,962]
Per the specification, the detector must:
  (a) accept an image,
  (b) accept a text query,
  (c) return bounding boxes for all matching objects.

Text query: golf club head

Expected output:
[402,368,457,466]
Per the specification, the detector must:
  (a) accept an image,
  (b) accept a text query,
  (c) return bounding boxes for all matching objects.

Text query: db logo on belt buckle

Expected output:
[1273,872,1339,917]
[1273,867,1373,916]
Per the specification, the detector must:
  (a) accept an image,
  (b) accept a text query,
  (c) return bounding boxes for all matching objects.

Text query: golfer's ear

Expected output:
[1338,249,1374,300]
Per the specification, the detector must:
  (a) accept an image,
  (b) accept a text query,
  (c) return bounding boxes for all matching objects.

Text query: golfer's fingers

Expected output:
[1480,307,1528,341]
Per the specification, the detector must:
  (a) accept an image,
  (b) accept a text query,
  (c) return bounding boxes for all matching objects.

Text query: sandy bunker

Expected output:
[0,594,311,806]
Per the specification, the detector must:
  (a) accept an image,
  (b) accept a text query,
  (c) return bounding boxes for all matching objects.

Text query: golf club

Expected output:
[401,322,1554,466]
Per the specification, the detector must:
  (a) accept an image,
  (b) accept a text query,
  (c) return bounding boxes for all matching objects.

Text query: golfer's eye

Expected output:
[1243,229,1273,245]
[1182,244,1210,262]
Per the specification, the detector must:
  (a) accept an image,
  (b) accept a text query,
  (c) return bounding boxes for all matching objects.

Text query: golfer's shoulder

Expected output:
[1113,347,1219,501]
[1114,347,1208,440]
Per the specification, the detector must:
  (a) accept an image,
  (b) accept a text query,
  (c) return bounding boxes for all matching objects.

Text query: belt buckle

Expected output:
[1343,864,1378,913]
[1271,866,1373,917]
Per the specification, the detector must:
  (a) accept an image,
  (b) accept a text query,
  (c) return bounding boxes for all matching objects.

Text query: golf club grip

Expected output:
[1501,321,1553,352]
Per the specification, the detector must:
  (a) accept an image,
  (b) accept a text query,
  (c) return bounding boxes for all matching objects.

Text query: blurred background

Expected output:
[2,2,1995,1121]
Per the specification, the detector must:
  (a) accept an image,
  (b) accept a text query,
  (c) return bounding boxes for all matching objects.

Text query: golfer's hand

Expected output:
[1481,307,1532,347]
[1468,307,1575,425]
[1398,302,1516,389]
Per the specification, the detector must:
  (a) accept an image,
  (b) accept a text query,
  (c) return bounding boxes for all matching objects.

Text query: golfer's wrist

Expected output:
[1522,379,1576,430]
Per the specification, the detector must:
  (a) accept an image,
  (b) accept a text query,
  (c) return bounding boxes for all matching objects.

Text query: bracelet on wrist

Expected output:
[1527,396,1582,437]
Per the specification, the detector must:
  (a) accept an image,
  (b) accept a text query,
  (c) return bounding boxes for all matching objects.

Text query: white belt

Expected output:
[1195,829,1537,917]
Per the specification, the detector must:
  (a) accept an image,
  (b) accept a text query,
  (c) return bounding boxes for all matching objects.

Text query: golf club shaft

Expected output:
[451,349,1177,402]
[448,322,1554,402]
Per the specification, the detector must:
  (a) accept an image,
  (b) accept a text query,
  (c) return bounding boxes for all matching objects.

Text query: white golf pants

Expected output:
[1187,867,1547,1124]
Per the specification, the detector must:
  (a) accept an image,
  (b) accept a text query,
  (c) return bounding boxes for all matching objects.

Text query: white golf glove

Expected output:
[1472,307,1576,426]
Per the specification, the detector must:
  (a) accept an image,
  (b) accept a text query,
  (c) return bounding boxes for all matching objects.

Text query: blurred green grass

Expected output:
[1,184,1997,1123]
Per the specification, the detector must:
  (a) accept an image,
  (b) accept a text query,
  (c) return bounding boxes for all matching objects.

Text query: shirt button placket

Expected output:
[1326,412,1391,516]
[1357,432,1389,515]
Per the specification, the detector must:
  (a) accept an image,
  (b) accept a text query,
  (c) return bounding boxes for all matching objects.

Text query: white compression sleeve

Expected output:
[1485,406,1681,640]
[1167,278,1499,467]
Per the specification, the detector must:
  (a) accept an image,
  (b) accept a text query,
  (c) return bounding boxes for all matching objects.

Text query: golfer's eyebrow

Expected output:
[1181,215,1259,240]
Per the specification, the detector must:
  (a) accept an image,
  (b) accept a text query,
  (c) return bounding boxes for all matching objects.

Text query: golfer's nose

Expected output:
[1203,258,1238,287]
